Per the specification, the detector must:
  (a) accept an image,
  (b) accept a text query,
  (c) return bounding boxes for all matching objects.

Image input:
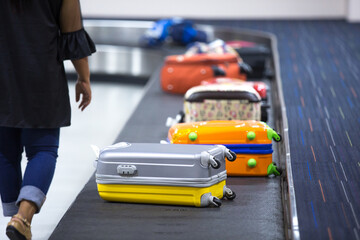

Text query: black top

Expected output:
[0,0,96,128]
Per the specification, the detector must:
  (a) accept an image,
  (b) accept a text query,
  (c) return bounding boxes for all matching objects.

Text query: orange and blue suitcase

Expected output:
[95,142,236,207]
[168,120,282,177]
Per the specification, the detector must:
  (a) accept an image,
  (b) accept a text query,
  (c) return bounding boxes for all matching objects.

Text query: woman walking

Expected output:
[0,0,96,239]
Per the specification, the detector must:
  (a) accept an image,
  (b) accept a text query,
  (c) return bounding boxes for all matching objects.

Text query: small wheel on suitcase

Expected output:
[267,162,282,176]
[210,157,221,169]
[212,197,222,207]
[224,187,236,200]
[274,133,282,142]
[273,163,282,176]
[225,191,236,200]
[226,150,237,162]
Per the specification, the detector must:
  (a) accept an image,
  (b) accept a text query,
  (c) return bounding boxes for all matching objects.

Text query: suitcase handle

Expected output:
[238,61,253,75]
[211,65,226,76]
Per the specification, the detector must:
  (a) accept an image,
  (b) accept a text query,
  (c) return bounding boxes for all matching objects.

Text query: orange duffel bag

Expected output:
[161,53,250,94]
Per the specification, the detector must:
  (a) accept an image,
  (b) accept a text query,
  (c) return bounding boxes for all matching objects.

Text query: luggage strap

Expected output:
[223,144,273,154]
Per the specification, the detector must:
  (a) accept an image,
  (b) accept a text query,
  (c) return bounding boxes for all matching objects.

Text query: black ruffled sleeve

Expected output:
[58,28,96,61]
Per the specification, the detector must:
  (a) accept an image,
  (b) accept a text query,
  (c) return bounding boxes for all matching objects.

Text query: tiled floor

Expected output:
[0,81,144,240]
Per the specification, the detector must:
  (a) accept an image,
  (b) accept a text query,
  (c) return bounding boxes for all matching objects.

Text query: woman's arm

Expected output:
[71,57,91,111]
[60,0,92,111]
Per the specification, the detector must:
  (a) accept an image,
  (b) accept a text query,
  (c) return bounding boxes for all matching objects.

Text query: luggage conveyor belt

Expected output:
[52,20,296,240]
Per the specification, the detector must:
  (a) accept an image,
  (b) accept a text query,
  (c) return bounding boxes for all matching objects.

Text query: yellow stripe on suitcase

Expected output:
[97,180,226,207]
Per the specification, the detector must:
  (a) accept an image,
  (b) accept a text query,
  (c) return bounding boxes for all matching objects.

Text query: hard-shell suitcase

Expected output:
[226,40,272,79]
[183,84,262,123]
[95,142,236,207]
[200,77,270,122]
[161,53,250,94]
[167,120,282,176]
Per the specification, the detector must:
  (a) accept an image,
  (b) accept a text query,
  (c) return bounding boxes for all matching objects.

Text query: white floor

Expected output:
[0,81,144,240]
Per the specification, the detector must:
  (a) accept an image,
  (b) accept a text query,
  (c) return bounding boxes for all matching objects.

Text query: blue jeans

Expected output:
[0,127,59,216]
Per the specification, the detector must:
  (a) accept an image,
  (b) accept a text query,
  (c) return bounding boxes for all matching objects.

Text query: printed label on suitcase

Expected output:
[184,100,261,122]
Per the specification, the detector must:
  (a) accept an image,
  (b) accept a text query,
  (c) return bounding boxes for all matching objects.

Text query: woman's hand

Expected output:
[71,57,91,111]
[75,79,91,111]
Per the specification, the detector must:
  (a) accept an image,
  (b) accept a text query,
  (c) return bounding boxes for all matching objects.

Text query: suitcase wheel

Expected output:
[267,163,282,176]
[274,133,282,142]
[273,163,282,176]
[210,157,221,169]
[211,197,222,207]
[267,128,282,142]
[224,187,236,200]
[201,152,221,169]
[201,193,222,207]
[225,150,237,162]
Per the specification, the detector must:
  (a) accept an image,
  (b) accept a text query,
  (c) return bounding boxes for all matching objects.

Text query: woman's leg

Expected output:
[15,128,60,219]
[0,127,23,217]
[6,128,59,239]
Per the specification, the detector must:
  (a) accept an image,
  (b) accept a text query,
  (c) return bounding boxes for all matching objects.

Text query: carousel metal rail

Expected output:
[65,20,299,240]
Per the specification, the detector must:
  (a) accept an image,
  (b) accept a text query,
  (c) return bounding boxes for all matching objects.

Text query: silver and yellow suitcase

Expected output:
[95,142,236,207]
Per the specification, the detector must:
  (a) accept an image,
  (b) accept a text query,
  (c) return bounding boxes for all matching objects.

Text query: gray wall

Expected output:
[80,0,360,22]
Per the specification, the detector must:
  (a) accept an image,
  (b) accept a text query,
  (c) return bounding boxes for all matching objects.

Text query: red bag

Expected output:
[161,53,248,94]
